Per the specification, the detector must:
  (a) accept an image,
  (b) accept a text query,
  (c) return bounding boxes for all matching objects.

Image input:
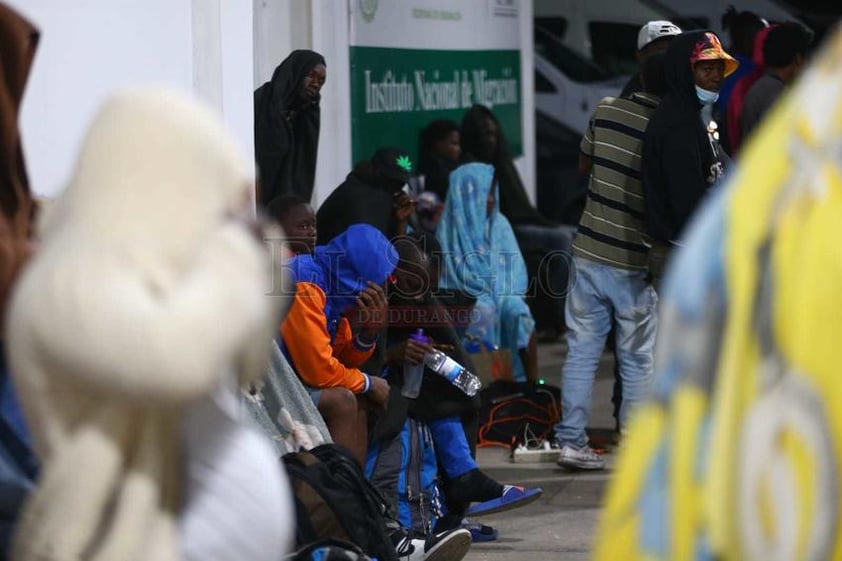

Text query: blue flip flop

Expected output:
[464,485,543,517]
[461,519,499,542]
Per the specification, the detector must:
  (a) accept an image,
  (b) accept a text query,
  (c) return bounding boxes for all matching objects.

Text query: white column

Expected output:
[311,0,352,208]
[515,0,536,205]
[218,0,255,176]
[191,0,223,113]
[253,0,313,88]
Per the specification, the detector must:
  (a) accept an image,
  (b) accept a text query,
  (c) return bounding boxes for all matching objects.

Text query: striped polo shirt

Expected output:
[573,92,660,271]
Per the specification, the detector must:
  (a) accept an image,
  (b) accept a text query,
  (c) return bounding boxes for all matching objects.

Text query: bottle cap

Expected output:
[410,328,430,344]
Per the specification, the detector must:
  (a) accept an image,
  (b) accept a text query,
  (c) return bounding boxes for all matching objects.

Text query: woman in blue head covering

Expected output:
[437,163,538,381]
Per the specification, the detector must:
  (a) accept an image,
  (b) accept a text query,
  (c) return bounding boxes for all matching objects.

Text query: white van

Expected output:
[535,0,802,77]
[535,0,670,76]
[534,25,626,134]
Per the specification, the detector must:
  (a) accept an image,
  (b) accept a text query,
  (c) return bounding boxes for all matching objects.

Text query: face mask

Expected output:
[695,85,719,105]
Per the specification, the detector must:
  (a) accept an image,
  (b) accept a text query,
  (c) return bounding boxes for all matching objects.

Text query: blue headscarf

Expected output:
[289,224,398,338]
[436,163,528,299]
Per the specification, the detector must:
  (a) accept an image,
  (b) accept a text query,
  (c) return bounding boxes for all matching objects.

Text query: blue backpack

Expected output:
[365,418,441,535]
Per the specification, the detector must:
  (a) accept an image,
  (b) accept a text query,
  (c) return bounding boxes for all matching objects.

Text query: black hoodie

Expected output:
[643,31,727,244]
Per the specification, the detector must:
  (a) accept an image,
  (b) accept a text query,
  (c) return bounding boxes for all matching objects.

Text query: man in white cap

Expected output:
[620,20,682,98]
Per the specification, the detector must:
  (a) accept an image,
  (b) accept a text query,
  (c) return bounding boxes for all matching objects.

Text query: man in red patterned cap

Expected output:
[642,30,738,285]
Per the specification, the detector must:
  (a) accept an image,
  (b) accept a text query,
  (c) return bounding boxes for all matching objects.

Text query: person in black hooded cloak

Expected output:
[642,30,737,284]
[254,50,326,205]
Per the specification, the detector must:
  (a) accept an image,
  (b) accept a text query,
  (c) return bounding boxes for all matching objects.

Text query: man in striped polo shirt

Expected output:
[554,55,667,470]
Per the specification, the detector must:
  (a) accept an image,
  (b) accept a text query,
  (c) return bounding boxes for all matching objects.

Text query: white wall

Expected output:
[12,0,254,198]
[218,1,256,166]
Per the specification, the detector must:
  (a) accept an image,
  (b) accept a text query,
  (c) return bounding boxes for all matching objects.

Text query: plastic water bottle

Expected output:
[401,329,429,399]
[424,350,482,396]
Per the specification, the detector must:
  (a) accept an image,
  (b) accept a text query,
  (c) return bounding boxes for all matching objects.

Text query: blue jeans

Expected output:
[555,257,657,448]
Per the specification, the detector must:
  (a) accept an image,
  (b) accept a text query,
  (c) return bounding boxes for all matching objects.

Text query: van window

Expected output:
[534,25,610,84]
[534,17,568,40]
[535,69,556,93]
[588,18,710,77]
[588,22,640,76]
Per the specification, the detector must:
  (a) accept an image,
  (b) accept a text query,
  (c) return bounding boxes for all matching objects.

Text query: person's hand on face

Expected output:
[393,191,416,223]
[355,281,389,336]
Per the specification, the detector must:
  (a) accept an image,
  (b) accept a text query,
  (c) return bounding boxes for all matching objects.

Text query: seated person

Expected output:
[418,119,461,200]
[461,105,577,339]
[266,193,317,257]
[316,147,416,245]
[460,105,559,227]
[280,224,394,465]
[436,163,539,382]
[382,233,542,524]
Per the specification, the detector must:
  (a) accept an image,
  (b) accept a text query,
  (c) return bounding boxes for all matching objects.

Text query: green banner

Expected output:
[349,46,521,167]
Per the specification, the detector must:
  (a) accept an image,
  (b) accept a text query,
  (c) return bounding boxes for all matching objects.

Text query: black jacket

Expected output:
[619,72,642,99]
[315,165,404,246]
[254,50,323,205]
[643,32,726,244]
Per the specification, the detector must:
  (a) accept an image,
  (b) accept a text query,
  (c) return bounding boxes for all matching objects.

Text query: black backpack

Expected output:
[282,444,398,561]
[290,538,373,561]
[478,381,561,447]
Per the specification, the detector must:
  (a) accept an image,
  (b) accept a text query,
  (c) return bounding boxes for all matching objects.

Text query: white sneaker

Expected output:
[557,444,606,470]
[393,528,471,561]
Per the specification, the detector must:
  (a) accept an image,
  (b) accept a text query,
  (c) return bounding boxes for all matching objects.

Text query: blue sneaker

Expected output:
[464,485,543,517]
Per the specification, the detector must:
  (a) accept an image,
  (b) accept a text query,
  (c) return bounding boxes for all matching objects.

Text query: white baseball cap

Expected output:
[637,20,682,50]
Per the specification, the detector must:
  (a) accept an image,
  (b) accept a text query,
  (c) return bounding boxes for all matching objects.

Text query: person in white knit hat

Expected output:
[7,89,292,561]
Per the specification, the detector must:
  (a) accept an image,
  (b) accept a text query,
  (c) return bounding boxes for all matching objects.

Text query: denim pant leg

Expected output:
[554,258,613,448]
[611,271,658,431]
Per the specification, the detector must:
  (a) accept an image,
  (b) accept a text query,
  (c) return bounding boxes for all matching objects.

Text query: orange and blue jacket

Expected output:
[281,281,375,393]
[280,225,397,394]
